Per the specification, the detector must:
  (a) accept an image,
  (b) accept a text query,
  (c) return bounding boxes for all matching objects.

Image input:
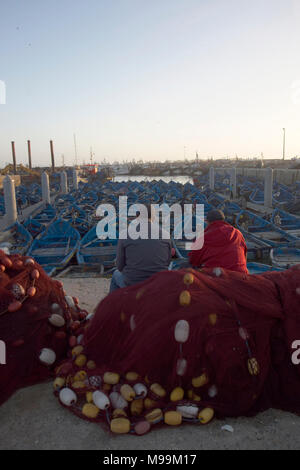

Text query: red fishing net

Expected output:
[0,250,89,406]
[51,264,300,435]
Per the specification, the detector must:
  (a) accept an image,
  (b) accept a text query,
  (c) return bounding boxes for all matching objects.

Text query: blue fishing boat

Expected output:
[23,217,45,238]
[27,219,80,275]
[246,262,283,274]
[32,203,56,224]
[0,222,33,255]
[172,214,205,258]
[249,188,264,205]
[168,259,283,274]
[77,225,118,269]
[270,246,300,269]
[236,210,297,246]
[271,208,300,237]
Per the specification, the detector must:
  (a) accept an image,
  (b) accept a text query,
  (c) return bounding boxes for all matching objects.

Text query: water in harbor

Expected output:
[113,175,193,185]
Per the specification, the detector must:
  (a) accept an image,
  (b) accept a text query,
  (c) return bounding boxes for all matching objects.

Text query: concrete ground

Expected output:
[1,277,300,450]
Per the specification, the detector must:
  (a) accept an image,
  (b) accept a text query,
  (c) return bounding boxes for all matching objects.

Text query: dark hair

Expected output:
[206,209,225,223]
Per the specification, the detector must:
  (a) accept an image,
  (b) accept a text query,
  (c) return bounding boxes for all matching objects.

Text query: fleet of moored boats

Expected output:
[1,173,300,276]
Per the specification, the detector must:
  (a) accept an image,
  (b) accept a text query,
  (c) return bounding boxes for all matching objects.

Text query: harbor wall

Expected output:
[216,168,300,185]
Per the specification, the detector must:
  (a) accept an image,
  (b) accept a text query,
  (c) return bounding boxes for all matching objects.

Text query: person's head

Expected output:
[206,209,225,225]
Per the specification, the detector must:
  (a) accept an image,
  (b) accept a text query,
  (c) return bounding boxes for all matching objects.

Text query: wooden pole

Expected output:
[50,140,55,172]
[27,140,32,169]
[11,141,17,174]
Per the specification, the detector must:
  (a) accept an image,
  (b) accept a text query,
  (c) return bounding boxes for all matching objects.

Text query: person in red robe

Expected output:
[188,209,248,274]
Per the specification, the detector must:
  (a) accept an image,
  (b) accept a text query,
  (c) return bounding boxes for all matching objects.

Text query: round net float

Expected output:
[92,391,110,410]
[0,264,5,272]
[74,354,87,367]
[110,418,131,434]
[164,411,182,426]
[53,377,65,391]
[176,405,199,419]
[187,390,201,402]
[145,408,163,424]
[27,286,36,297]
[144,398,157,409]
[72,380,86,389]
[48,314,65,328]
[248,357,260,376]
[125,371,139,382]
[13,259,23,269]
[77,334,83,344]
[170,387,184,402]
[1,256,12,268]
[103,372,120,385]
[59,388,77,406]
[82,403,100,419]
[73,370,87,382]
[120,311,126,323]
[71,345,83,357]
[54,331,67,340]
[8,300,22,312]
[70,320,80,331]
[179,290,191,307]
[183,272,194,285]
[198,407,214,424]
[192,372,209,388]
[208,385,218,398]
[86,360,96,370]
[39,348,56,365]
[10,283,25,300]
[24,258,35,266]
[65,296,75,309]
[112,408,127,419]
[130,398,144,416]
[176,358,187,376]
[136,288,145,300]
[109,392,128,409]
[238,327,249,341]
[51,303,63,315]
[31,269,40,280]
[89,375,102,387]
[69,336,77,348]
[174,320,190,343]
[134,420,151,435]
[86,391,93,403]
[209,313,217,326]
[150,383,166,398]
[120,384,136,402]
[213,267,223,277]
[130,314,136,331]
[133,383,147,398]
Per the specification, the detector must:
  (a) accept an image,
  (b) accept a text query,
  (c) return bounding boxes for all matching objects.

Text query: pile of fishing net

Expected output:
[0,250,89,406]
[53,264,300,435]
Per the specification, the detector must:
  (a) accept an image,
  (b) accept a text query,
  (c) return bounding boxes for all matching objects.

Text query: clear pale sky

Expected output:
[1,0,300,167]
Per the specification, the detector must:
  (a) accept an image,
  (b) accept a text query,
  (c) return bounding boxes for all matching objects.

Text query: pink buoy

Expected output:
[134,421,151,435]
[8,301,22,312]
[31,269,40,280]
[27,286,36,297]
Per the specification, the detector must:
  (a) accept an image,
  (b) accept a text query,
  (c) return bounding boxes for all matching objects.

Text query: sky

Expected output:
[1,0,300,167]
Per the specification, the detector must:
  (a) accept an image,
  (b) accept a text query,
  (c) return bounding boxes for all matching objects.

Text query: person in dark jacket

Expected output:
[188,209,248,274]
[110,209,172,292]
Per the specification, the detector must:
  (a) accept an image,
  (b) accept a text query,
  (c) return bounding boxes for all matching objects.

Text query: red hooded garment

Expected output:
[188,220,248,274]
